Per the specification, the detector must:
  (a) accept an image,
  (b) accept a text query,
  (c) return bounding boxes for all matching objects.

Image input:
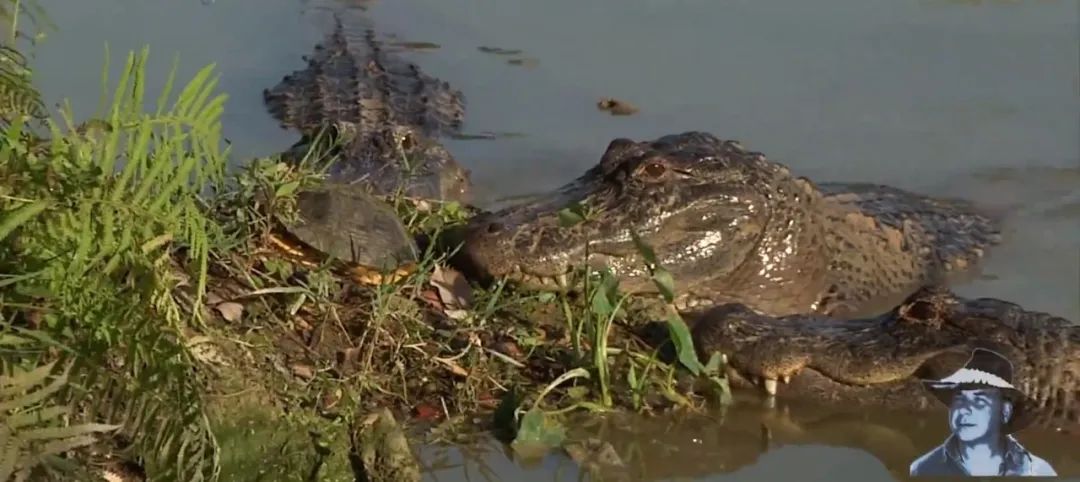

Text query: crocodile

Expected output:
[688,285,1080,434]
[455,131,1001,317]
[263,15,472,203]
[259,15,473,282]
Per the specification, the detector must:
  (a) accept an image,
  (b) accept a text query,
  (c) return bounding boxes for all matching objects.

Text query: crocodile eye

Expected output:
[634,159,668,180]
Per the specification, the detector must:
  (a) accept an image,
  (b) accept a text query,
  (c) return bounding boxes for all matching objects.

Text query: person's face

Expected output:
[948,389,1007,441]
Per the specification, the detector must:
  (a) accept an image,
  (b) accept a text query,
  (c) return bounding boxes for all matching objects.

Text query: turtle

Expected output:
[267,183,421,286]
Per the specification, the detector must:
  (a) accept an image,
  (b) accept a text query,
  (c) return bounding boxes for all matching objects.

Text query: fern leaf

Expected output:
[0,199,49,242]
[5,405,68,429]
[18,423,120,441]
[0,364,66,411]
[0,360,55,393]
[17,434,97,467]
[0,426,20,482]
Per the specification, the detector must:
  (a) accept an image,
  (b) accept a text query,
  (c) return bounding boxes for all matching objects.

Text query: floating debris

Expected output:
[478,46,524,56]
[450,131,528,140]
[389,41,442,52]
[597,97,639,116]
[507,57,540,68]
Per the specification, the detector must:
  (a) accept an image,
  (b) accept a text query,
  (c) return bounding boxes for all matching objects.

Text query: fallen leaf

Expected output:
[444,309,470,320]
[206,291,224,305]
[214,302,244,322]
[433,357,469,378]
[414,403,443,421]
[419,288,444,310]
[429,264,473,310]
[291,364,315,380]
[492,340,524,359]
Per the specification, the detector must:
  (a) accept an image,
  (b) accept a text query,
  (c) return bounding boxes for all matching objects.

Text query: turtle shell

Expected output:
[282,183,419,274]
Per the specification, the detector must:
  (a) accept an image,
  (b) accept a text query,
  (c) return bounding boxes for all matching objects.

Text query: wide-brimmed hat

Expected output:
[921,348,1036,434]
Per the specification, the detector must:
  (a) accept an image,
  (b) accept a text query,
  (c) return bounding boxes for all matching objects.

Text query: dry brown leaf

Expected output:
[206,291,224,305]
[419,288,445,310]
[444,309,470,320]
[429,264,473,310]
[214,302,244,322]
[433,357,469,378]
[291,364,315,380]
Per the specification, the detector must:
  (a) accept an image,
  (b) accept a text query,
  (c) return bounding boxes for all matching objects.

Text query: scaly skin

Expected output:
[689,285,1080,434]
[263,16,471,202]
[456,131,1000,317]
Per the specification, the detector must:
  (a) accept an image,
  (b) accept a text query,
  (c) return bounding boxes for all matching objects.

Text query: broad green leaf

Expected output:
[630,232,658,267]
[651,267,676,303]
[511,408,566,460]
[704,351,725,375]
[708,375,734,406]
[557,202,588,227]
[590,286,613,317]
[275,180,301,198]
[664,312,704,376]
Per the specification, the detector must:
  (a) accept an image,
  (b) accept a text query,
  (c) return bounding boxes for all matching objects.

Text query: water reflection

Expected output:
[424,396,1080,481]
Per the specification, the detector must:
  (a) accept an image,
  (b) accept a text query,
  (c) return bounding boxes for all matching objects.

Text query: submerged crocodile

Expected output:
[688,285,1080,434]
[263,16,472,203]
[455,131,1001,317]
[260,15,475,282]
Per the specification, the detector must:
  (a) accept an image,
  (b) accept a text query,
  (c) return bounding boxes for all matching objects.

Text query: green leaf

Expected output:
[704,351,725,375]
[630,232,658,267]
[511,408,566,459]
[708,375,734,406]
[557,202,588,227]
[664,312,705,376]
[651,267,676,304]
[275,180,301,198]
[566,386,589,400]
[589,286,613,318]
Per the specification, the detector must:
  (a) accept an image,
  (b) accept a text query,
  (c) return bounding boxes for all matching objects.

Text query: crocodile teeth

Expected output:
[764,378,778,396]
[781,374,791,384]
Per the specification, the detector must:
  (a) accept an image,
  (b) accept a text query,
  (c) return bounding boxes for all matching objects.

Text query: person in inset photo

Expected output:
[909,347,1057,477]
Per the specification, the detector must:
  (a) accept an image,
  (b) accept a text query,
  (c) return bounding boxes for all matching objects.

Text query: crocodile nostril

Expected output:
[486,222,503,234]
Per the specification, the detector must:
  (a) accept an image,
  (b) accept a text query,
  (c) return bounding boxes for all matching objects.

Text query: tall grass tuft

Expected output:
[0,46,229,480]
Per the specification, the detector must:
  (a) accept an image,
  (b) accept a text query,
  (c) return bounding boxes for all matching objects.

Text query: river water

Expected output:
[28,0,1079,479]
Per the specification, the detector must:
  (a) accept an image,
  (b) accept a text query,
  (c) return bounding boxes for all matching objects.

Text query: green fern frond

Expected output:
[0,362,120,481]
[0,46,44,127]
[0,45,230,481]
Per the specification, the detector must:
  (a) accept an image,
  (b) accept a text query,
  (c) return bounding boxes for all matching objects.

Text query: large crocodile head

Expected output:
[689,286,1080,433]
[455,131,827,310]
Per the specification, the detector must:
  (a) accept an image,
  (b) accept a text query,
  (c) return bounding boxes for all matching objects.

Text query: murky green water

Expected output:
[28,0,1079,479]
